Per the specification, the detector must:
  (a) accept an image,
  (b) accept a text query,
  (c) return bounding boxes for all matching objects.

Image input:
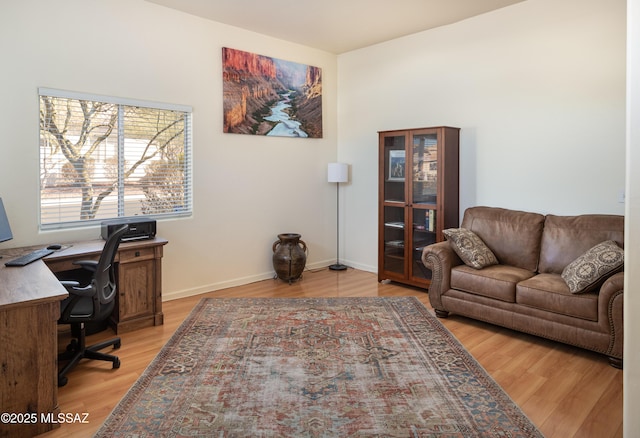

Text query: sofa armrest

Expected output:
[422,241,463,312]
[600,271,624,297]
[598,271,624,361]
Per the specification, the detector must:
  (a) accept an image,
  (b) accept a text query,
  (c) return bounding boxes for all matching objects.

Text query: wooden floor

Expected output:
[39,268,622,438]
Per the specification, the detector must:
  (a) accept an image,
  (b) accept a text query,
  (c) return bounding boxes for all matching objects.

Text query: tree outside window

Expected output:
[39,90,192,227]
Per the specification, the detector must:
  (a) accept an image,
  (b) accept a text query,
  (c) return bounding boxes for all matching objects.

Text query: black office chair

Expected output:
[57,224,129,387]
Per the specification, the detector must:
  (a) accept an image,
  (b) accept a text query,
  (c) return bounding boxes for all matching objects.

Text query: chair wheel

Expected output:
[113,358,121,369]
[58,376,68,387]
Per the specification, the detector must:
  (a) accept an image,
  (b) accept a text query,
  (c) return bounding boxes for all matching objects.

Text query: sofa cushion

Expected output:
[443,228,498,269]
[516,274,598,321]
[561,240,624,294]
[538,214,624,274]
[450,264,535,302]
[460,206,545,272]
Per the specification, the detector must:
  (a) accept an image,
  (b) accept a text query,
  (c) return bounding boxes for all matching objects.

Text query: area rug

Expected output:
[96,297,542,437]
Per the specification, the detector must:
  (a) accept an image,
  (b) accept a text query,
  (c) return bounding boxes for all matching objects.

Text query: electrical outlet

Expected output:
[618,189,625,203]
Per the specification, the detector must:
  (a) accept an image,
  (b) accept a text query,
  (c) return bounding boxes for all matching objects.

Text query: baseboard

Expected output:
[339,259,377,273]
[162,259,377,302]
[163,271,274,301]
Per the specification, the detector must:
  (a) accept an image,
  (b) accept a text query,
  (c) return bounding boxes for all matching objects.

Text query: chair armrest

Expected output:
[58,283,96,320]
[60,280,80,289]
[422,241,463,311]
[61,281,96,297]
[73,259,99,272]
[598,271,624,359]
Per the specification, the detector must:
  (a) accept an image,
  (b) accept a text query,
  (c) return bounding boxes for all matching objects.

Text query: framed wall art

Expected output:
[222,47,323,138]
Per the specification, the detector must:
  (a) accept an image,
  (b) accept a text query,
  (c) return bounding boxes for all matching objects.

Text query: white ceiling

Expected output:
[144,0,525,54]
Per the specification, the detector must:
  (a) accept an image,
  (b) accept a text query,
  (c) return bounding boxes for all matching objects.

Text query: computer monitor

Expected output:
[0,197,13,243]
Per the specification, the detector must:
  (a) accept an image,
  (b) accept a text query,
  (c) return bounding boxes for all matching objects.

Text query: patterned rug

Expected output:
[96,297,542,437]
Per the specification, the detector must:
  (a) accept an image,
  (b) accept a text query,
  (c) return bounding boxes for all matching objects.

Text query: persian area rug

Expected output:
[96,297,542,437]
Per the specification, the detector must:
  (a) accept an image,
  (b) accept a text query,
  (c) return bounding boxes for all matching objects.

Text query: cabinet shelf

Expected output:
[378,126,459,288]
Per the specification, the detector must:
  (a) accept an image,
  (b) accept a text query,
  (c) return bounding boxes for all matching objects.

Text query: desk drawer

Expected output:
[119,247,155,263]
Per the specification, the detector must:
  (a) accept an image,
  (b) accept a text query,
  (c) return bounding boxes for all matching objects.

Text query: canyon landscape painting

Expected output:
[222,47,323,138]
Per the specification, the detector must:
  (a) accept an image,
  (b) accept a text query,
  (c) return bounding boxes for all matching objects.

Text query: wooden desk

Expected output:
[44,237,168,334]
[0,237,167,437]
[0,252,67,437]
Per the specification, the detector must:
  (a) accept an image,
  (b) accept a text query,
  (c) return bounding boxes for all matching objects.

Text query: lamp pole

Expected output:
[328,163,348,271]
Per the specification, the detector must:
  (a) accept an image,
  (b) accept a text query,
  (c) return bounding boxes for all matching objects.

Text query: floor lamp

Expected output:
[328,163,349,271]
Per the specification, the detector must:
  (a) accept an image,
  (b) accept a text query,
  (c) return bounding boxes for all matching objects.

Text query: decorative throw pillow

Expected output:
[442,228,498,269]
[561,240,624,294]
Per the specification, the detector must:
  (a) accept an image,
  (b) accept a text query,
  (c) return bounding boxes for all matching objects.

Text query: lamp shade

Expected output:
[327,163,349,183]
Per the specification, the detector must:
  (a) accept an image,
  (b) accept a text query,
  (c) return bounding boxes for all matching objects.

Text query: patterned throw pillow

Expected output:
[561,240,624,294]
[442,228,498,269]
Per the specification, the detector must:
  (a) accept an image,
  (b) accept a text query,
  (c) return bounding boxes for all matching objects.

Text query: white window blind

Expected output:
[39,88,192,228]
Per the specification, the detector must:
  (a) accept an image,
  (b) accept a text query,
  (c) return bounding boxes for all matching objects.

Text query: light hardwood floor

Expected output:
[40,268,622,437]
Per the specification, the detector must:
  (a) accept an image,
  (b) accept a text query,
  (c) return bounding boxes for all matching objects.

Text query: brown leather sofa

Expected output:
[422,206,624,367]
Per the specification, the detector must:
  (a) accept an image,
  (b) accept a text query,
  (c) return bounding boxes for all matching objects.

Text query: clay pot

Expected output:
[272,233,307,283]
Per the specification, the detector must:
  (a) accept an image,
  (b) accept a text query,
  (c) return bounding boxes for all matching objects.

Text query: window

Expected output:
[39,88,192,229]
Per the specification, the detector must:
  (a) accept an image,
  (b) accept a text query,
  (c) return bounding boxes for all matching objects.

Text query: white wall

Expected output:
[338,0,637,432]
[338,0,626,272]
[0,0,338,298]
[626,0,640,434]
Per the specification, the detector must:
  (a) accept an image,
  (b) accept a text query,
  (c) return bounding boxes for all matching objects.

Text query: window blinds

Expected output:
[39,88,192,228]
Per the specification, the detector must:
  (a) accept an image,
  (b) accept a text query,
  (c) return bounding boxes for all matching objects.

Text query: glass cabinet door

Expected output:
[382,205,405,275]
[411,133,438,206]
[410,207,436,280]
[383,135,406,203]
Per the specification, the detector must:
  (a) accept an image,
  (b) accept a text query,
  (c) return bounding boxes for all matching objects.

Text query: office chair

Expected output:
[57,224,129,387]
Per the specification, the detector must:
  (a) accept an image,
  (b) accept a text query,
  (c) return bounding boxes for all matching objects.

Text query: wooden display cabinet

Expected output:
[378,126,459,287]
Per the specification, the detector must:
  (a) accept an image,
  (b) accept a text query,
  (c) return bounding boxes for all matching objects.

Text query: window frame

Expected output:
[38,88,193,230]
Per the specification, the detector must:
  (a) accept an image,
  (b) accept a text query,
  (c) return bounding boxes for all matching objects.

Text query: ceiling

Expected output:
[144,0,525,54]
